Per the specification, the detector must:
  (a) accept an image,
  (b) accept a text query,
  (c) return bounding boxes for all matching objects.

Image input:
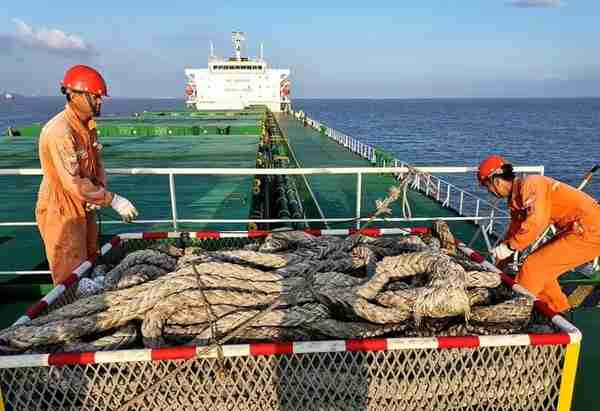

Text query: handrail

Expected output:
[0,166,544,176]
[0,112,546,266]
[0,216,510,228]
[0,164,517,276]
[0,166,531,234]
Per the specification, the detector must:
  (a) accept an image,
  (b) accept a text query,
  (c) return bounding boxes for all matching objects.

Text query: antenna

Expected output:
[210,41,215,59]
[231,31,245,61]
[260,43,264,61]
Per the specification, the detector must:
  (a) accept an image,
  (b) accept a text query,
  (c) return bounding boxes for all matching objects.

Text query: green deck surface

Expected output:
[276,113,483,245]
[1,113,263,278]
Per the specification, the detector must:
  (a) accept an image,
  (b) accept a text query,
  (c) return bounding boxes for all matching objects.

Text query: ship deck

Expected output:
[1,107,598,411]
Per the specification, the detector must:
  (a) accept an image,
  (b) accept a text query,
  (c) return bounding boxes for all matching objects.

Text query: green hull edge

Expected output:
[11,124,261,137]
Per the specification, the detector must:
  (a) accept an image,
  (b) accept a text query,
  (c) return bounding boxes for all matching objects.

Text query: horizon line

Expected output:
[11,95,600,100]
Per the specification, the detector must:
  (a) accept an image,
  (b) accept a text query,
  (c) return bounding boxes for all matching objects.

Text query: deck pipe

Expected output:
[252,110,308,230]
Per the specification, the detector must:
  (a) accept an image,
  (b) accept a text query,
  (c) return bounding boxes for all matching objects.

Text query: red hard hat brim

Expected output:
[61,82,109,97]
[61,65,108,97]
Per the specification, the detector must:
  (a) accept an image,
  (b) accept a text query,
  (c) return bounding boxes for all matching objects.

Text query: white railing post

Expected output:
[459,191,464,215]
[356,172,362,229]
[443,184,451,208]
[475,199,480,218]
[488,209,495,234]
[480,224,495,255]
[168,173,179,231]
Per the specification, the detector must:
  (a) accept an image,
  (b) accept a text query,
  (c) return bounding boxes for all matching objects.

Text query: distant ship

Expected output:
[185,32,291,112]
[2,93,15,100]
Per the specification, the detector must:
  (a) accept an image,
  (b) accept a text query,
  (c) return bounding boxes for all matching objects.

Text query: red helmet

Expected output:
[61,65,108,96]
[478,155,508,184]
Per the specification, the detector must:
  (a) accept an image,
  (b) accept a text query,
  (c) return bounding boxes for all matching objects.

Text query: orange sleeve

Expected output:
[48,133,113,207]
[507,178,552,251]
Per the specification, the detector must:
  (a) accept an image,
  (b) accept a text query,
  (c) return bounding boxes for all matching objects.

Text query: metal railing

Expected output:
[0,165,545,276]
[0,165,544,230]
[291,110,545,240]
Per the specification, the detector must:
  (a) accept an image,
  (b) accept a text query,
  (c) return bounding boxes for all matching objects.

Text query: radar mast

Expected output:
[232,31,245,61]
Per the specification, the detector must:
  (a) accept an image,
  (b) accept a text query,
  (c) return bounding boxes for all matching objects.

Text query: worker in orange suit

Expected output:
[478,155,600,313]
[36,65,138,285]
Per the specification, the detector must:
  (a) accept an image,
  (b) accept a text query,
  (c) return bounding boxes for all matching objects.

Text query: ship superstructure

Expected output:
[185,32,291,112]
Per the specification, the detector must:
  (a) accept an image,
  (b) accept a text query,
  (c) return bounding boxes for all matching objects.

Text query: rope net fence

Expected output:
[0,344,564,411]
[0,236,572,411]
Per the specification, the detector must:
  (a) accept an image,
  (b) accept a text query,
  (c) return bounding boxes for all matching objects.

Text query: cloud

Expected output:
[0,19,97,58]
[506,0,563,8]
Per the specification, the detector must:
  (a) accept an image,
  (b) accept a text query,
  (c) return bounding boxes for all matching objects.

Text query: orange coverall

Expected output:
[505,175,600,312]
[36,105,113,284]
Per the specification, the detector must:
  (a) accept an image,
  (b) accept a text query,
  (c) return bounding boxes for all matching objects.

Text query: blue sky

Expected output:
[1,1,599,98]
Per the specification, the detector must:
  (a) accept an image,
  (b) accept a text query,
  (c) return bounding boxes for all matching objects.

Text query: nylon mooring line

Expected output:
[116,266,301,411]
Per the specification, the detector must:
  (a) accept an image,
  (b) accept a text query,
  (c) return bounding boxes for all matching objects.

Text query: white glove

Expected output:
[111,194,138,222]
[492,243,514,261]
[85,202,101,212]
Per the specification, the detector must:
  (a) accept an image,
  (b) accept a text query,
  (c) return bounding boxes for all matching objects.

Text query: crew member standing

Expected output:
[478,155,600,312]
[36,65,138,284]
